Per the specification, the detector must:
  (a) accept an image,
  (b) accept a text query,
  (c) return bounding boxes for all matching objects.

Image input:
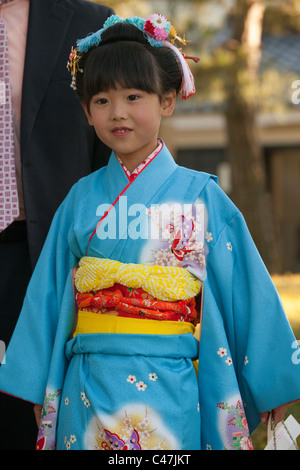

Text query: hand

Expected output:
[260,404,287,426]
[33,404,43,427]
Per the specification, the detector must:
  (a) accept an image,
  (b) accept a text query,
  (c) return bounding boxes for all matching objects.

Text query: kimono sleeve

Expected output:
[199,209,300,441]
[0,193,79,406]
[228,212,300,415]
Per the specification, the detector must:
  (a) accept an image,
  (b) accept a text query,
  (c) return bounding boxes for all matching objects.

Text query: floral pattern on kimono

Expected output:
[84,404,179,450]
[217,399,254,450]
[36,389,61,450]
[142,199,207,280]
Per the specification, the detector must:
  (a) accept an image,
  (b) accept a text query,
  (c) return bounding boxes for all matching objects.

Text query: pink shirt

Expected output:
[1,0,30,220]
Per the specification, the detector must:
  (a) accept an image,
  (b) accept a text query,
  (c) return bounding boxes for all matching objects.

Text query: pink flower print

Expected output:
[123,416,132,427]
[240,436,254,450]
[138,417,151,430]
[242,417,249,431]
[140,430,150,440]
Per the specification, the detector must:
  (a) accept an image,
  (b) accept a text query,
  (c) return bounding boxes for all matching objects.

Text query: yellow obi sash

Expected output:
[72,311,199,375]
[74,257,201,301]
[73,311,195,337]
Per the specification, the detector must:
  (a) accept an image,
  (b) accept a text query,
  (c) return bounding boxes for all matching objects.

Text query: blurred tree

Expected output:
[185,0,288,271]
[90,0,149,17]
[222,0,277,270]
[199,0,300,272]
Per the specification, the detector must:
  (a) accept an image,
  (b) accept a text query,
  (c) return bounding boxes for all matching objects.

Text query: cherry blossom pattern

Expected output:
[226,242,233,251]
[123,415,132,428]
[217,347,227,358]
[64,434,77,450]
[205,231,213,243]
[138,416,152,431]
[136,381,147,392]
[80,391,90,408]
[140,430,151,441]
[127,372,159,390]
[148,372,158,381]
[217,347,232,366]
[127,375,137,384]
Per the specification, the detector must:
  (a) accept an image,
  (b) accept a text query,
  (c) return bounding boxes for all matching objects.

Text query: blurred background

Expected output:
[90,0,300,448]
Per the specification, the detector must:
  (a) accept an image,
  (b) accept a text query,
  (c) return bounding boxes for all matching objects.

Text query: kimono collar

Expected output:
[116,139,163,182]
[104,140,178,204]
[87,141,178,249]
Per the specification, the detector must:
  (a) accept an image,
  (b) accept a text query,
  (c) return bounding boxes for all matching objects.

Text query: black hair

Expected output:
[75,22,183,110]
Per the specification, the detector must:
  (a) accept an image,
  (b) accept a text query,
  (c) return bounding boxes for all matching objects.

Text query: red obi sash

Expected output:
[76,283,199,324]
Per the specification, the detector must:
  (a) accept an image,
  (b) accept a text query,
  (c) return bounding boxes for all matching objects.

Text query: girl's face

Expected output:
[83,85,176,172]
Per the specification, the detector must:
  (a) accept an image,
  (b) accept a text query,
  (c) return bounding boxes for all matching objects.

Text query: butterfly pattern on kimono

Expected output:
[104,429,141,450]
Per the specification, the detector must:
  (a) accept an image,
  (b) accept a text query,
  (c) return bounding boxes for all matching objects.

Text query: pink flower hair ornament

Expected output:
[68,14,200,100]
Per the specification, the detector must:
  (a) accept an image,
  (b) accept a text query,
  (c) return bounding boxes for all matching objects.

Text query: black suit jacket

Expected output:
[21,0,113,267]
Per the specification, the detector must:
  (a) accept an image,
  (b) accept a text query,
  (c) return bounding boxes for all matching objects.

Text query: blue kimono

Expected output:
[0,142,299,450]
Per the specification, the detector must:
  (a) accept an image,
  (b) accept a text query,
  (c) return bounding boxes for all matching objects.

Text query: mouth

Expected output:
[111,127,132,137]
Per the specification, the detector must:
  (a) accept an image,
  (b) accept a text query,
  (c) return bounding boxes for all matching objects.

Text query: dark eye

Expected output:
[96,97,108,105]
[127,94,140,101]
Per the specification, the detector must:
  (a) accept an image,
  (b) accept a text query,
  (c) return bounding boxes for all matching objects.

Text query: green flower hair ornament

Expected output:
[68,14,199,100]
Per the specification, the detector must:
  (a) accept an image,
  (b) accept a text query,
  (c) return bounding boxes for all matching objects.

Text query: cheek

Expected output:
[134,109,161,129]
[90,114,107,134]
[89,116,110,144]
[94,126,109,144]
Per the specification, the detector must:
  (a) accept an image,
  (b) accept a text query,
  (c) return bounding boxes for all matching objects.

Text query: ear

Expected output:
[161,90,176,117]
[81,102,94,126]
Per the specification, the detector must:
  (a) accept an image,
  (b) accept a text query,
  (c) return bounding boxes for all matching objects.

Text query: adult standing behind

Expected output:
[0,0,113,449]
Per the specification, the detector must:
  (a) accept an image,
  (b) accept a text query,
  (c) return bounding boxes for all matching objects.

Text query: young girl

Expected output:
[0,14,299,451]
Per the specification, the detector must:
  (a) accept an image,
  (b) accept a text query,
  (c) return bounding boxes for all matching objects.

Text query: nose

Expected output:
[110,102,128,121]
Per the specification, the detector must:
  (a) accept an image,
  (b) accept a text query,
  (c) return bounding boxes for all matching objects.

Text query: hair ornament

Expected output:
[76,29,104,53]
[169,25,187,46]
[143,13,171,43]
[67,47,82,90]
[164,41,196,100]
[68,14,199,99]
